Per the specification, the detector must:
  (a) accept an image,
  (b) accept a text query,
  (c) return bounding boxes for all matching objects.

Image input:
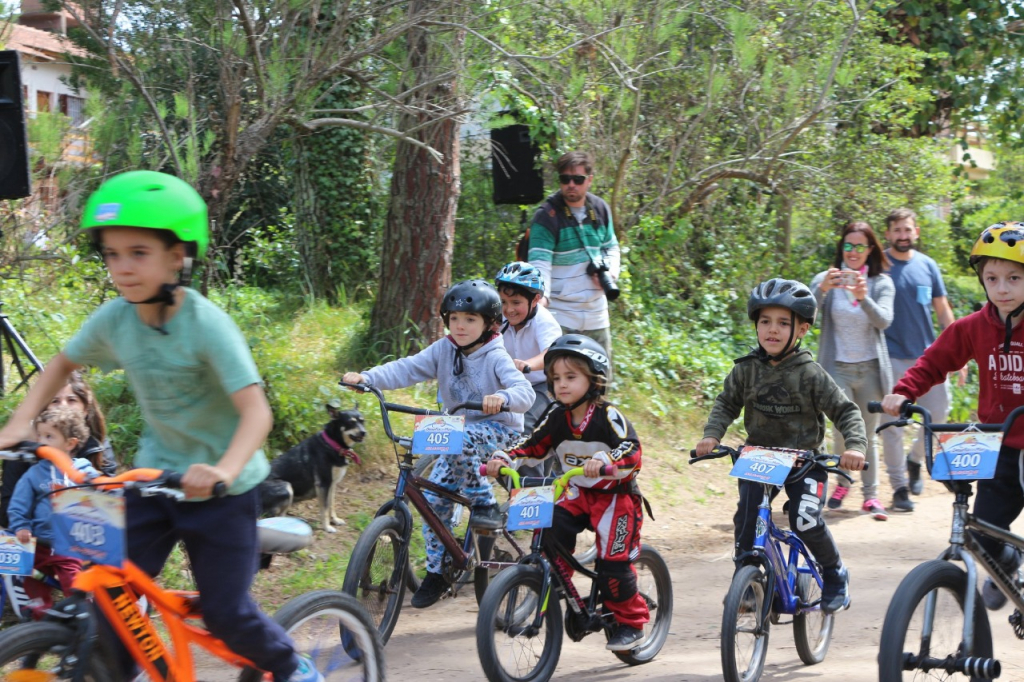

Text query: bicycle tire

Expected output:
[476,564,562,682]
[237,590,384,682]
[341,514,408,645]
[878,559,994,682]
[608,545,673,665]
[0,620,113,680]
[793,570,833,665]
[721,564,770,682]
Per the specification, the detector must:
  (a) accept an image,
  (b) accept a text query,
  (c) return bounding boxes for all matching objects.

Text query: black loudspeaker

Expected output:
[491,123,543,206]
[0,50,30,200]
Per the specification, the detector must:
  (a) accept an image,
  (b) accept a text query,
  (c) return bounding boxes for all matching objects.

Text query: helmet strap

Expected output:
[451,330,498,375]
[1003,301,1024,353]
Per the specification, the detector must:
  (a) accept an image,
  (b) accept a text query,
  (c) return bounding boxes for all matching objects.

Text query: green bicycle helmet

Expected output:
[82,171,209,260]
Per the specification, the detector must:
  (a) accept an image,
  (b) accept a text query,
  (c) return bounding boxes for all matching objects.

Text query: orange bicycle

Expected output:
[0,442,384,681]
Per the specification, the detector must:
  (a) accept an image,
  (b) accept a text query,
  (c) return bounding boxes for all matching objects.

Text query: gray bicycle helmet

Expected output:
[441,279,503,324]
[747,278,817,325]
[544,334,610,403]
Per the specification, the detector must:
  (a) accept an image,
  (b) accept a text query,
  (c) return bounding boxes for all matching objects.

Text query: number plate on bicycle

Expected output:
[0,535,35,576]
[506,486,554,531]
[729,447,799,485]
[412,415,465,455]
[51,489,125,567]
[932,432,1002,481]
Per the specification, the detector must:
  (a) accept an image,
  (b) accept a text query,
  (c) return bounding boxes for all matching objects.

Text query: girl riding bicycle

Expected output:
[0,171,322,682]
[486,334,649,651]
[342,279,534,609]
[694,278,866,613]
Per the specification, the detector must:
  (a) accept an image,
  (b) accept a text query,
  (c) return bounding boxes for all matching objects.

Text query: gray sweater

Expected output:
[810,270,895,394]
[361,335,535,432]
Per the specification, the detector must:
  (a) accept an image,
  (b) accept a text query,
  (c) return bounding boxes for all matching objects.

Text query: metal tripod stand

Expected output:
[0,302,42,396]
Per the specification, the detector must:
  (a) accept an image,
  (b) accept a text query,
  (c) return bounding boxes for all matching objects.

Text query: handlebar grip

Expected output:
[162,472,228,498]
[338,380,369,392]
[451,402,510,413]
[867,401,883,413]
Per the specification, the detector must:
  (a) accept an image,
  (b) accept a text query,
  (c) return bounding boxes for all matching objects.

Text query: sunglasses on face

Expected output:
[559,174,589,186]
[843,242,869,254]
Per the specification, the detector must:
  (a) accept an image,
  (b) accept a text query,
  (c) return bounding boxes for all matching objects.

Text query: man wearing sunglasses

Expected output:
[881,207,961,510]
[527,151,620,384]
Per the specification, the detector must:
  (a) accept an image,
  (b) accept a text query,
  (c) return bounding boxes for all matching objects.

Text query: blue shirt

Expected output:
[884,251,948,359]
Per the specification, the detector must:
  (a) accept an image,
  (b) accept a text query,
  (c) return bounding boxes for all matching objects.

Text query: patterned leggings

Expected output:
[422,420,519,574]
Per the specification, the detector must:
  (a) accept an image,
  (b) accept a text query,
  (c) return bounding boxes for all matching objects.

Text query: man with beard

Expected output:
[880,207,958,513]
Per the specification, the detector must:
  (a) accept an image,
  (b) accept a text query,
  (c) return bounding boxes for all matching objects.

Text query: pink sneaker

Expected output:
[826,485,850,510]
[862,498,888,521]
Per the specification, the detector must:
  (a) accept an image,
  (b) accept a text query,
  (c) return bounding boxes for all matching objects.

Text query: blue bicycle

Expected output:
[689,445,855,682]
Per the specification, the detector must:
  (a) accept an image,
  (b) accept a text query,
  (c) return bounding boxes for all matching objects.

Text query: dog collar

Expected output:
[319,431,362,465]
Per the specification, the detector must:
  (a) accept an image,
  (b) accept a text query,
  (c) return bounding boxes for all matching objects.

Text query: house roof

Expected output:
[2,22,88,61]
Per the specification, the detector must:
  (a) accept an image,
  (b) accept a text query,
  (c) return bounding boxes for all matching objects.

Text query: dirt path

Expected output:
[380,474,1024,681]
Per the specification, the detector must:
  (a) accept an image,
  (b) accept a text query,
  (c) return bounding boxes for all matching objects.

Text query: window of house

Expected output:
[36,90,52,114]
[59,94,85,126]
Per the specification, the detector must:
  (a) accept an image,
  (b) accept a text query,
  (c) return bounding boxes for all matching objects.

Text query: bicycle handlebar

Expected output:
[0,442,227,498]
[479,463,618,499]
[687,445,864,484]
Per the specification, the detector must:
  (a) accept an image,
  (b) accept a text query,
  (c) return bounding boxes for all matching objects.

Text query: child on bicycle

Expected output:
[495,261,562,432]
[0,171,322,682]
[882,222,1024,610]
[485,334,649,651]
[342,279,534,609]
[8,407,98,619]
[694,278,867,613]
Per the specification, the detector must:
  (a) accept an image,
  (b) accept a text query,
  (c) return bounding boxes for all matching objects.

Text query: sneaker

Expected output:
[862,499,888,521]
[469,503,503,530]
[606,624,645,651]
[411,571,447,608]
[982,577,1008,611]
[288,655,324,682]
[892,487,915,512]
[826,485,850,510]
[907,458,924,495]
[820,564,850,613]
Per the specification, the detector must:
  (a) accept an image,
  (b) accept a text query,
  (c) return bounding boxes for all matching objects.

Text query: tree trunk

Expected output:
[369,0,463,354]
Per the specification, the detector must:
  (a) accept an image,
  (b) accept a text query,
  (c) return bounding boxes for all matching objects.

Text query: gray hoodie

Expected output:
[362,335,535,432]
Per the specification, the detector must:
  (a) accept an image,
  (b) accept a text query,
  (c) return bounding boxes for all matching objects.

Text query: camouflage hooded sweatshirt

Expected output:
[703,348,867,454]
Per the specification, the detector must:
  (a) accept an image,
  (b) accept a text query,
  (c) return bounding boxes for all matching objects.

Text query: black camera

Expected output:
[587,259,620,301]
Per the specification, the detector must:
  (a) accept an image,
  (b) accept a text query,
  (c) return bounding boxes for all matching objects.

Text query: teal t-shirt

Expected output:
[63,289,270,496]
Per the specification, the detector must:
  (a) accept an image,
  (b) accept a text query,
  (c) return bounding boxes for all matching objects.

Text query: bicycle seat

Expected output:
[257,517,313,555]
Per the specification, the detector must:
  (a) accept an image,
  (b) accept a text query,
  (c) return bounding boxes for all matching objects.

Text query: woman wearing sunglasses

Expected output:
[810,221,896,520]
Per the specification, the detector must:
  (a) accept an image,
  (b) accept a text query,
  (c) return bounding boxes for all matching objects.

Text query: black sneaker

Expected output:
[605,624,645,651]
[907,458,924,495]
[892,487,915,512]
[820,564,850,613]
[469,503,503,530]
[410,571,447,609]
[982,577,1008,610]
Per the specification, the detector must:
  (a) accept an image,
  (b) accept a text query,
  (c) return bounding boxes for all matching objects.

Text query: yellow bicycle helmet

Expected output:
[969,222,1024,272]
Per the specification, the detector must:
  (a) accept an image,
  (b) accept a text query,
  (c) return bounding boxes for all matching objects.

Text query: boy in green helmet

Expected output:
[0,171,323,681]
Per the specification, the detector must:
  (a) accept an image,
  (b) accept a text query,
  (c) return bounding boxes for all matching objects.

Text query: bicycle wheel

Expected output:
[574,530,597,567]
[341,514,407,645]
[474,503,531,605]
[878,559,994,682]
[721,564,770,682]
[476,564,562,682]
[793,571,833,665]
[238,590,384,682]
[607,545,673,665]
[0,621,113,680]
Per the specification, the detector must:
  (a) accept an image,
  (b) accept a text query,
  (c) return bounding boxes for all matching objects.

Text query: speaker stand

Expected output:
[0,303,42,396]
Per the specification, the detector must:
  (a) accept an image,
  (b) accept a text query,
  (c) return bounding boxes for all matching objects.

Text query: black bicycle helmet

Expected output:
[544,334,609,406]
[441,279,502,324]
[747,278,817,325]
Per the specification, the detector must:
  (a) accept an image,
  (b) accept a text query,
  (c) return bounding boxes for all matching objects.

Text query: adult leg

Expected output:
[882,358,913,498]
[828,362,857,509]
[845,360,883,502]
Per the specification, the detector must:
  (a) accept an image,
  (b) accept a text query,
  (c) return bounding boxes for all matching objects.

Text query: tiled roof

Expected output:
[2,22,88,61]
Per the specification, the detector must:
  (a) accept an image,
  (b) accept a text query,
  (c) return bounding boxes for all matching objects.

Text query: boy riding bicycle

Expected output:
[882,222,1024,610]
[0,171,321,681]
[342,279,534,609]
[694,278,866,613]
[486,334,649,651]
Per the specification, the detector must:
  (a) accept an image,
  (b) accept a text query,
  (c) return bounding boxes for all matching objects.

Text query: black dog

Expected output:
[259,405,367,533]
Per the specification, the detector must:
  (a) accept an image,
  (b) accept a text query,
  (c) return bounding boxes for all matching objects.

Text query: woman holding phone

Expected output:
[810,221,895,519]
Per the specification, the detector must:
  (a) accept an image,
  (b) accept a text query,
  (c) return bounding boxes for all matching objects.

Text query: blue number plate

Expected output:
[412,415,465,455]
[52,489,125,567]
[729,447,799,486]
[506,486,554,531]
[0,535,35,576]
[932,433,1001,481]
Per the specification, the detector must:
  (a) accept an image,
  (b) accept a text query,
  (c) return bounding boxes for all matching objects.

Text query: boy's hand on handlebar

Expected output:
[181,463,231,499]
[583,458,607,478]
[15,529,30,544]
[881,393,910,417]
[341,372,365,386]
[839,450,866,471]
[485,459,505,478]
[695,437,720,457]
[482,394,506,415]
